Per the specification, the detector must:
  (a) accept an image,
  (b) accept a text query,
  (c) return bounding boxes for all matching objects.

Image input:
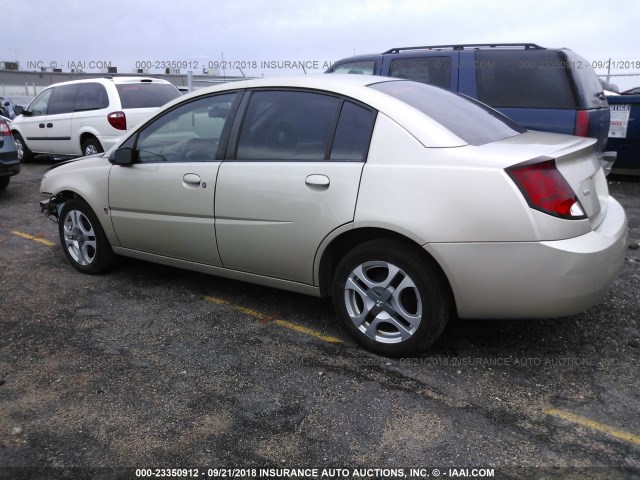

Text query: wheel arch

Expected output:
[45,187,119,247]
[317,227,455,311]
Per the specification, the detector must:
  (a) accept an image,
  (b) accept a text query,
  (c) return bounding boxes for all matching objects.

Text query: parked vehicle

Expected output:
[11,77,181,161]
[39,75,627,355]
[0,96,34,119]
[606,93,640,174]
[326,43,616,174]
[0,117,19,191]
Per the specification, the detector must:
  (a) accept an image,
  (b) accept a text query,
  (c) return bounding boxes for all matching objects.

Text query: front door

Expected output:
[108,92,241,266]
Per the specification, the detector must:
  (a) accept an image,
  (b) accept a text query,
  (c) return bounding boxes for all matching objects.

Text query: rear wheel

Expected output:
[13,133,33,162]
[0,176,9,191]
[82,137,103,156]
[58,198,115,274]
[332,239,451,356]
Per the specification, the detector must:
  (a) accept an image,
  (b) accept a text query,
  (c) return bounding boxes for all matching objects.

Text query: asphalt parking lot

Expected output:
[1,161,639,479]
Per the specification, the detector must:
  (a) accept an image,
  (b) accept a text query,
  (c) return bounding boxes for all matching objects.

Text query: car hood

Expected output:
[46,153,107,171]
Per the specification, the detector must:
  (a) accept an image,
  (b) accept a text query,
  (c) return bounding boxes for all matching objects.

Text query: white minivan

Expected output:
[11,77,181,161]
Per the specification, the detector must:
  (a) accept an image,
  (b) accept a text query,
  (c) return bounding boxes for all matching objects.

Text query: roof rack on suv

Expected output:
[383,43,545,54]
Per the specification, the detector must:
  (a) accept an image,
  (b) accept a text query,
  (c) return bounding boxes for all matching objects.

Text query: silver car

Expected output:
[39,75,628,356]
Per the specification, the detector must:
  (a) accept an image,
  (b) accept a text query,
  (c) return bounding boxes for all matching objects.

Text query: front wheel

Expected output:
[58,198,115,274]
[332,239,451,356]
[0,176,9,191]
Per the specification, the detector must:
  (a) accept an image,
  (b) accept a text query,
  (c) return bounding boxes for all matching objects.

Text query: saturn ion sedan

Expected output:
[39,75,628,356]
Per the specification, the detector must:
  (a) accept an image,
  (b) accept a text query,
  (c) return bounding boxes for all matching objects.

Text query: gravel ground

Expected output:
[0,161,639,480]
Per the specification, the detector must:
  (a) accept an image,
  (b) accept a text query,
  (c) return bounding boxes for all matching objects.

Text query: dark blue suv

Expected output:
[326,43,615,172]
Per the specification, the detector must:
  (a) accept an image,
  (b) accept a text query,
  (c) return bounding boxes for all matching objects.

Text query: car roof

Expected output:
[45,76,174,89]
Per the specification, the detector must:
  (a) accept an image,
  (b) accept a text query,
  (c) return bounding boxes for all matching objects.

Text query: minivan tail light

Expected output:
[575,110,590,137]
[506,157,586,220]
[107,111,127,130]
[0,120,10,136]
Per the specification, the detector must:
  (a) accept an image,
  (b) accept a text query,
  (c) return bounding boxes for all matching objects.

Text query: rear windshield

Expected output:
[476,50,576,109]
[116,83,181,109]
[370,80,525,146]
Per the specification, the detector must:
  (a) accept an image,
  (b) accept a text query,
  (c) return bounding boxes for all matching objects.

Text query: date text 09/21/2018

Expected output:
[134,60,334,70]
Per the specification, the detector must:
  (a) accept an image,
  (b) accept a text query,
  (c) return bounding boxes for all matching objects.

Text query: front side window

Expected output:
[47,84,80,115]
[236,91,340,161]
[135,92,239,163]
[27,89,53,117]
[389,56,451,89]
[75,83,109,111]
[330,102,376,161]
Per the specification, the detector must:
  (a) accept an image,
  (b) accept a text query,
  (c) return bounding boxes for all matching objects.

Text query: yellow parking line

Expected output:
[203,295,342,344]
[544,408,640,446]
[11,230,55,247]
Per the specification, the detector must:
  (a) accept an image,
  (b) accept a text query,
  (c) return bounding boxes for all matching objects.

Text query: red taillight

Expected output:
[575,110,590,137]
[107,111,127,130]
[0,120,11,136]
[506,157,586,220]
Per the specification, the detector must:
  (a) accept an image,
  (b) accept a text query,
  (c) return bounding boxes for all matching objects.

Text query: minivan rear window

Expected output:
[116,83,181,109]
[476,50,576,109]
[370,80,525,146]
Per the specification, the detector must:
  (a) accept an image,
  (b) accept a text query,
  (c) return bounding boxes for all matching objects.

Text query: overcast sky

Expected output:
[4,0,639,77]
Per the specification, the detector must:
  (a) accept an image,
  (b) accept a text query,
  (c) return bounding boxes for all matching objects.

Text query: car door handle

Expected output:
[46,123,53,128]
[183,173,201,185]
[39,123,45,128]
[305,174,330,188]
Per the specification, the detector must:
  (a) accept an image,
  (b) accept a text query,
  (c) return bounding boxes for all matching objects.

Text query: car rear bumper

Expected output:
[426,196,628,319]
[0,154,20,177]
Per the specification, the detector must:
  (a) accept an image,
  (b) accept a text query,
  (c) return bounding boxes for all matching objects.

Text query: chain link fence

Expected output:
[598,74,640,94]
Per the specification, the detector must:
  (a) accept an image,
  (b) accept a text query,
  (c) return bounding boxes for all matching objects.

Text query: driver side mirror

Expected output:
[109,147,134,165]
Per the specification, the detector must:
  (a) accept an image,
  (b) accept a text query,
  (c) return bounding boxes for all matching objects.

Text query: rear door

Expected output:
[215,90,376,284]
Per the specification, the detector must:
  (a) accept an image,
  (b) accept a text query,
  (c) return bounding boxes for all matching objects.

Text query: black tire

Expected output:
[332,239,451,356]
[13,133,33,163]
[0,176,9,191]
[58,198,115,274]
[82,137,104,156]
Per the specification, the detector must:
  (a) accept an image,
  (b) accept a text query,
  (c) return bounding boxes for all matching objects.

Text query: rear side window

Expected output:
[389,56,451,89]
[330,61,376,75]
[115,83,181,108]
[330,102,376,161]
[476,50,576,109]
[237,91,340,161]
[47,84,79,115]
[370,80,525,146]
[74,83,109,111]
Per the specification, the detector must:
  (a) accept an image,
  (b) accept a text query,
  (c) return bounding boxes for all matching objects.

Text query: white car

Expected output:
[39,75,628,355]
[11,77,181,160]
